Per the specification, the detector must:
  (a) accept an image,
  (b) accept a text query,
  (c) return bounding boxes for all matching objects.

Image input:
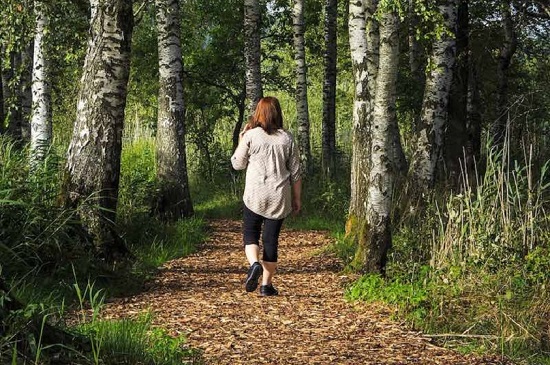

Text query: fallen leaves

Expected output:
[89,220,513,364]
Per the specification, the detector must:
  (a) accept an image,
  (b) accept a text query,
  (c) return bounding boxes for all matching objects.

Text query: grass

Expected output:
[343,143,550,363]
[0,136,207,364]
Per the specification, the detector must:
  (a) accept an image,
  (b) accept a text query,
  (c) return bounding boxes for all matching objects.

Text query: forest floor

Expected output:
[98,219,513,364]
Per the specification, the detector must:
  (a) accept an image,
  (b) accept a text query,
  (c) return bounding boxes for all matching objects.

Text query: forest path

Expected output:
[101,219,509,364]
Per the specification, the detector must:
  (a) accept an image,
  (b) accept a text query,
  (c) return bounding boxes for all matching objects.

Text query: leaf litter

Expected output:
[93,220,513,364]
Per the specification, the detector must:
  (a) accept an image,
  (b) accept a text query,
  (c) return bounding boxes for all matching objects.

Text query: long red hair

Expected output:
[250,97,283,135]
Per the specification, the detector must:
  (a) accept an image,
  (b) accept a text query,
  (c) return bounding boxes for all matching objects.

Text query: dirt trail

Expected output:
[100,219,510,364]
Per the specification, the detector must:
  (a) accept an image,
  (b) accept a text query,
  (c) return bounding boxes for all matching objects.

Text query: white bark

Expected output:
[21,43,33,142]
[293,0,311,174]
[65,0,133,252]
[349,0,370,219]
[365,9,399,272]
[365,0,379,100]
[412,0,458,188]
[244,0,263,114]
[30,1,52,165]
[155,0,193,219]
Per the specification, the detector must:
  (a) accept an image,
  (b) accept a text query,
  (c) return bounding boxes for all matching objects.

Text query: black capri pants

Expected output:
[242,205,284,262]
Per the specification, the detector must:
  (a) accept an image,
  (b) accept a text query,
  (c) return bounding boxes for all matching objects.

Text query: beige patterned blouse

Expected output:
[231,127,301,219]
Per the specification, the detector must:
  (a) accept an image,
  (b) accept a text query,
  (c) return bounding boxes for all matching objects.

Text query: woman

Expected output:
[231,97,302,296]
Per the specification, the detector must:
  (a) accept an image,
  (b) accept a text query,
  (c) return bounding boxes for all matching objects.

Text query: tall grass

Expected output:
[347,143,550,363]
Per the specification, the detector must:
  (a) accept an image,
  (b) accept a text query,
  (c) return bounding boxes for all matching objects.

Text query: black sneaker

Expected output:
[260,284,278,296]
[245,262,263,292]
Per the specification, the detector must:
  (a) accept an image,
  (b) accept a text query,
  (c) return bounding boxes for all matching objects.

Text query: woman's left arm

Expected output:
[231,131,251,170]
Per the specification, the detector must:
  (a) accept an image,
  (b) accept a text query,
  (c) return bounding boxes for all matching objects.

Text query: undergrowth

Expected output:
[0,136,205,364]
[344,145,550,363]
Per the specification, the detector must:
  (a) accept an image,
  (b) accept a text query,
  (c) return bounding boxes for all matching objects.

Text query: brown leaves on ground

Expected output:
[98,220,512,364]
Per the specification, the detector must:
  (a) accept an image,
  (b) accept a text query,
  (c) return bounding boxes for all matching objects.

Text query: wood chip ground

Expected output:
[98,219,513,364]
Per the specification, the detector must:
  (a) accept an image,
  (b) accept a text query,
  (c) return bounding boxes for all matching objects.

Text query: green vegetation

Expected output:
[1,0,549,363]
[0,136,205,363]
[344,145,550,363]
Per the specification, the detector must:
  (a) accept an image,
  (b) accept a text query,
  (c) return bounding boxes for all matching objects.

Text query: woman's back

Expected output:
[231,127,300,219]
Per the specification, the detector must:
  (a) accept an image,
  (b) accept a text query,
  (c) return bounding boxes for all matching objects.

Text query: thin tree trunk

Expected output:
[244,0,263,114]
[154,0,193,220]
[348,0,371,226]
[354,9,400,274]
[64,0,133,259]
[293,0,311,174]
[20,43,33,142]
[321,0,337,176]
[30,0,52,165]
[445,0,469,183]
[490,0,517,148]
[365,0,379,103]
[411,0,458,190]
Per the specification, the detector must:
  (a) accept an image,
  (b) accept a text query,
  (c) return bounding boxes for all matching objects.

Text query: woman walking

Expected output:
[231,97,302,296]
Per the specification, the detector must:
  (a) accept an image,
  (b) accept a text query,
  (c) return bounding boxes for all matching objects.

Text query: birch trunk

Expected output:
[411,0,458,189]
[354,9,400,273]
[293,0,311,174]
[64,0,133,258]
[348,0,371,225]
[20,43,33,142]
[30,1,52,165]
[321,0,337,176]
[490,0,517,147]
[154,0,193,220]
[365,0,379,103]
[244,0,263,114]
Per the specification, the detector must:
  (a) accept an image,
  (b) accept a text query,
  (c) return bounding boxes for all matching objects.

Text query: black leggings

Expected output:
[242,205,284,262]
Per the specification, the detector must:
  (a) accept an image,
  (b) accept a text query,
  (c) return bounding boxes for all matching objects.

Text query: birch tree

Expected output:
[293,0,311,174]
[348,0,371,226]
[154,0,193,219]
[410,0,458,190]
[321,0,337,176]
[359,8,400,273]
[20,43,32,141]
[64,0,133,258]
[30,0,51,165]
[347,0,401,273]
[244,0,263,114]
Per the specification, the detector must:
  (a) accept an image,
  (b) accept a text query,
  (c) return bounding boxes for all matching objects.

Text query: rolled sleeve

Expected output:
[231,134,250,170]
